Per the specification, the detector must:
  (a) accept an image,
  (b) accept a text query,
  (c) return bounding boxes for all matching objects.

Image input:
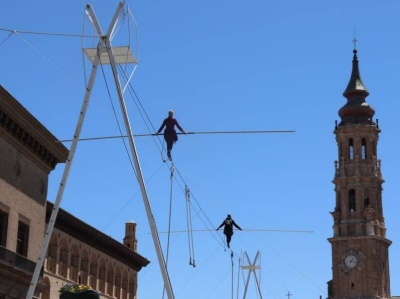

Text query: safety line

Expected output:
[0,27,97,38]
[14,31,81,88]
[0,30,14,47]
[250,230,330,298]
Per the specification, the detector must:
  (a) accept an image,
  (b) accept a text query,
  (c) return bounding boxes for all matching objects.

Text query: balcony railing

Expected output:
[0,245,43,277]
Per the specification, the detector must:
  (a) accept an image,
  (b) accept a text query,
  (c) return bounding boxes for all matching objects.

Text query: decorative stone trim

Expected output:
[0,108,58,169]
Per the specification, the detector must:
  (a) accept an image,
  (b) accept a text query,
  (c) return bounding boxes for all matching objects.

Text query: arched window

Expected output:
[349,189,356,212]
[349,139,354,159]
[90,255,98,289]
[122,269,129,299]
[59,238,69,278]
[46,235,57,273]
[99,259,107,294]
[364,189,370,208]
[128,272,137,299]
[41,277,51,299]
[361,138,367,159]
[107,261,114,296]
[80,249,89,285]
[70,244,79,282]
[364,196,370,208]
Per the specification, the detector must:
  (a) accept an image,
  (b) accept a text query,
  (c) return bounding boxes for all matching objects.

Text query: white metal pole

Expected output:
[27,3,123,298]
[28,2,175,298]
[87,2,174,298]
[252,251,263,299]
[26,39,103,299]
[104,36,175,299]
[242,252,251,299]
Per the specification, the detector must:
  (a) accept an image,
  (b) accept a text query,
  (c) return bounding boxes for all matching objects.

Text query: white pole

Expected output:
[103,30,175,299]
[89,2,175,298]
[28,2,175,298]
[27,2,125,298]
[26,27,104,299]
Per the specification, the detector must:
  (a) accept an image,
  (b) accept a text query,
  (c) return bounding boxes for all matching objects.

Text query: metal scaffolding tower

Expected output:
[26,2,174,298]
[241,251,263,299]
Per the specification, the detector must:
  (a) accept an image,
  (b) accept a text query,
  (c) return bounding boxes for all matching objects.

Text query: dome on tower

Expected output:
[338,49,375,125]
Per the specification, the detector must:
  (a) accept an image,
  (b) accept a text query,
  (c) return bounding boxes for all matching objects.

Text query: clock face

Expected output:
[344,254,358,268]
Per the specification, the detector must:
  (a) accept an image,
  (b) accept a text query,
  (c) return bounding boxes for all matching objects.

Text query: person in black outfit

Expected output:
[216,214,242,248]
[156,110,187,160]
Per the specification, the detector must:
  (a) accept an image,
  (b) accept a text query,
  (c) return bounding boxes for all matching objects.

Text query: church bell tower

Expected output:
[328,48,391,299]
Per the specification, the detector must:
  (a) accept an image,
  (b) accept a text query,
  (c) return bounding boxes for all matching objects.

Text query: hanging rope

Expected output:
[165,165,175,265]
[185,185,196,267]
[231,251,235,299]
[170,166,228,248]
[236,253,241,299]
[162,165,175,299]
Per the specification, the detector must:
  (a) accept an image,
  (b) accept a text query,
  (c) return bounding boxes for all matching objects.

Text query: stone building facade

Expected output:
[0,85,149,298]
[42,203,149,299]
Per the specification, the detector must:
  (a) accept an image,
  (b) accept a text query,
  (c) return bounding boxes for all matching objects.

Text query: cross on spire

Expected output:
[286,291,292,299]
[352,29,358,50]
[352,37,358,50]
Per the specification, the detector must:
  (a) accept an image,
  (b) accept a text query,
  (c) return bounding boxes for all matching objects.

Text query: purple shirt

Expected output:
[157,116,185,142]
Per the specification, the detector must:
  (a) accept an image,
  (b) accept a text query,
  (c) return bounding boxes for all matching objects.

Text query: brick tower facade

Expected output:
[123,220,138,252]
[328,49,391,299]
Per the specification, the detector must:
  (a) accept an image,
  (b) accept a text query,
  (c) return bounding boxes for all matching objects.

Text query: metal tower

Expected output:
[241,251,263,299]
[26,2,174,298]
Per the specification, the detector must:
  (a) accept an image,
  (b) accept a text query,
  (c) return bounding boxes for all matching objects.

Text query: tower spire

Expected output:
[343,49,368,97]
[338,48,375,126]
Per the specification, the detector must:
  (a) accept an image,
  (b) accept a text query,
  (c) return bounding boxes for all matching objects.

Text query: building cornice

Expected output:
[0,85,68,173]
[328,235,392,246]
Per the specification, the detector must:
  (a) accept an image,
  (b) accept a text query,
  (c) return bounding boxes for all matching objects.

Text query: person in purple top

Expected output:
[156,110,187,160]
[216,214,242,248]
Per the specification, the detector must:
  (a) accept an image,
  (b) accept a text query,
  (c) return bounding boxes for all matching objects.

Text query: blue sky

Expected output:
[1,1,400,298]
